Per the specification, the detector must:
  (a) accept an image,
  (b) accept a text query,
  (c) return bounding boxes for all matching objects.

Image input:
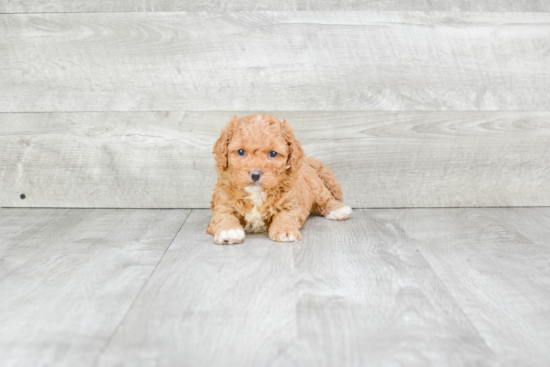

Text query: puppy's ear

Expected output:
[281,119,304,174]
[213,116,239,171]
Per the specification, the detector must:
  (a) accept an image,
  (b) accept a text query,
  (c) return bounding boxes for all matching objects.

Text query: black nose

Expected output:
[250,170,262,182]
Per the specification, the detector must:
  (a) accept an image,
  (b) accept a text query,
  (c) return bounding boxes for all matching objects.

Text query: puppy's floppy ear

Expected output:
[281,119,304,174]
[213,115,239,171]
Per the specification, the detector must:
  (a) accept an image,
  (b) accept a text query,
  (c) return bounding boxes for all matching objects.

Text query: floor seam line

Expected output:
[91,209,193,367]
[414,246,500,357]
[403,236,498,357]
[395,215,498,357]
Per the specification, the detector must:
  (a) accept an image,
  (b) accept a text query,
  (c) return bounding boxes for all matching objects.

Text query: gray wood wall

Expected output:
[1,2,549,208]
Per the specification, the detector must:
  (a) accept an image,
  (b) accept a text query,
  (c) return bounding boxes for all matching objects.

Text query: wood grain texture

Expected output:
[0,208,190,367]
[96,209,296,367]
[285,209,494,366]
[3,208,550,365]
[494,207,550,244]
[395,208,550,366]
[1,12,550,111]
[0,208,87,281]
[2,0,550,12]
[97,209,498,366]
[1,111,549,208]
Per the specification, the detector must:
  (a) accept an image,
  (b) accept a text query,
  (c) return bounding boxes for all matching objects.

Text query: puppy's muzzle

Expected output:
[250,170,263,182]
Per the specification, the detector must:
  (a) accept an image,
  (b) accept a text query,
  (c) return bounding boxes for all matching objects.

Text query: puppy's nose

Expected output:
[250,170,263,182]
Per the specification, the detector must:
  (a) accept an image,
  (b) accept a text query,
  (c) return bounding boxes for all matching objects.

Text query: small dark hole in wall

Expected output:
[20,194,26,200]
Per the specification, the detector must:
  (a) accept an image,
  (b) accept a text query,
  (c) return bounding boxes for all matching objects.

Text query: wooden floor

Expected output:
[1,208,549,366]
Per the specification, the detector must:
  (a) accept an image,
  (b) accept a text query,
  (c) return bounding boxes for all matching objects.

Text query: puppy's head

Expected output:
[213,114,304,190]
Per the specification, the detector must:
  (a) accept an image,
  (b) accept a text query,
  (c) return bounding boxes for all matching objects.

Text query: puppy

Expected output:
[207,114,352,244]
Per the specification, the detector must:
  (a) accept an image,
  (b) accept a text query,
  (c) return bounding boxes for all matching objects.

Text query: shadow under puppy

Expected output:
[207,114,352,244]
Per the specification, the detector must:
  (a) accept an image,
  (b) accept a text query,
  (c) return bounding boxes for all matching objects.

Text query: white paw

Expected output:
[277,234,298,242]
[326,206,352,221]
[269,229,301,242]
[214,229,245,245]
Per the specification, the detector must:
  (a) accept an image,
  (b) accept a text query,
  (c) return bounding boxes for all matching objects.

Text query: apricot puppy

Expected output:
[207,114,352,244]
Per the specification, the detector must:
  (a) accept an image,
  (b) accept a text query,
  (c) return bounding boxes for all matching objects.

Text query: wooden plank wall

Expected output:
[1,3,549,208]
[2,1,550,12]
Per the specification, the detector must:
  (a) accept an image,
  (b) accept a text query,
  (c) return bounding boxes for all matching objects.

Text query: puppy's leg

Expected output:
[305,156,343,201]
[207,211,245,245]
[313,183,353,221]
[268,209,302,242]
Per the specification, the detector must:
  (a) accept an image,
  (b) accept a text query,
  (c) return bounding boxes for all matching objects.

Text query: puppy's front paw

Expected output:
[269,227,301,242]
[326,205,352,221]
[214,229,245,245]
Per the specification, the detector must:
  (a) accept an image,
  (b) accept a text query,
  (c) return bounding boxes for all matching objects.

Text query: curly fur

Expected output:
[207,114,352,244]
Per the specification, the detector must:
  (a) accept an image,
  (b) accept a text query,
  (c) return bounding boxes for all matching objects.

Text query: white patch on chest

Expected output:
[243,186,267,233]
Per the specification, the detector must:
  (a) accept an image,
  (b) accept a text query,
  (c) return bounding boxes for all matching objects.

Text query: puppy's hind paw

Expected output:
[214,229,245,245]
[326,205,352,221]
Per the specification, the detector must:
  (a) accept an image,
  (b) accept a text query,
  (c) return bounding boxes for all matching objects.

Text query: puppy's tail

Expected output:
[305,156,343,202]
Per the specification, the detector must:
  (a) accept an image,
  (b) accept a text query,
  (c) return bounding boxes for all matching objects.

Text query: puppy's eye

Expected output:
[237,149,245,156]
[269,151,278,158]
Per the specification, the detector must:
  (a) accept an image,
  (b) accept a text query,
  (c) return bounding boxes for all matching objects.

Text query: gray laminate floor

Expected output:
[1,208,549,367]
